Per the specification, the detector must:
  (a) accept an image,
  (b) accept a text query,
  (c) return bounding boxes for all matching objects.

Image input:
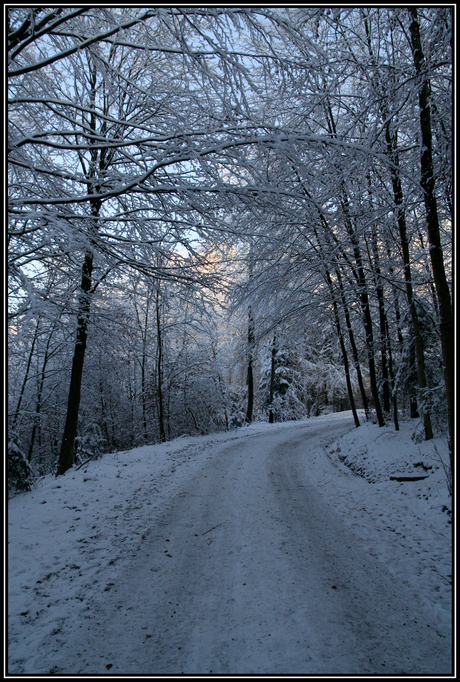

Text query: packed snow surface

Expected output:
[8,412,452,675]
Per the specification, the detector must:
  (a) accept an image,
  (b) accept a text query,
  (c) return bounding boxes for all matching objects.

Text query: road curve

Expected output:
[64,420,451,675]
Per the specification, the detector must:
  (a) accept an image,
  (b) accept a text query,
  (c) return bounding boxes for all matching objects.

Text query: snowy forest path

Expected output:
[54,420,450,675]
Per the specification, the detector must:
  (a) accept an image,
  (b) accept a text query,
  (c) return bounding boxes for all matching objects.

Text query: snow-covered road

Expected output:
[8,416,452,675]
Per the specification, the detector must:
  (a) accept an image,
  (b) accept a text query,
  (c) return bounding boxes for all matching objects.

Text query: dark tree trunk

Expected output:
[99,377,110,449]
[246,306,255,423]
[141,357,147,438]
[11,318,39,433]
[141,299,150,442]
[385,317,399,431]
[246,362,254,423]
[28,322,56,462]
[336,266,370,419]
[409,8,453,467]
[409,342,420,419]
[385,122,433,440]
[155,286,166,443]
[326,272,360,428]
[354,264,384,427]
[268,334,276,423]
[56,248,94,475]
[379,305,391,415]
[368,226,391,414]
[341,193,384,427]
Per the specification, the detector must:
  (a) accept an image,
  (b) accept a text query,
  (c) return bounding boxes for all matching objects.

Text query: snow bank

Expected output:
[318,416,452,634]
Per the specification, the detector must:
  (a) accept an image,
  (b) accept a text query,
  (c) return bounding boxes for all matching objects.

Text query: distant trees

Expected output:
[8,7,451,491]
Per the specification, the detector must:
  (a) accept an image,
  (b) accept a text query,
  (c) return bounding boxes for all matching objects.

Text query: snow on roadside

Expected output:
[310,415,452,636]
[7,412,453,673]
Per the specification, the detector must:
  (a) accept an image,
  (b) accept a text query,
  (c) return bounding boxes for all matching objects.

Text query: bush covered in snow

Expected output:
[8,439,33,497]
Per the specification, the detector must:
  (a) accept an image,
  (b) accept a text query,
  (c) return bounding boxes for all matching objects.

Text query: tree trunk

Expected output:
[155,286,166,442]
[268,334,276,423]
[27,322,56,462]
[334,263,370,419]
[341,191,385,427]
[326,272,360,428]
[246,306,255,423]
[385,122,433,440]
[385,316,399,431]
[56,248,94,475]
[368,225,391,414]
[409,8,453,466]
[11,318,39,433]
[141,298,150,442]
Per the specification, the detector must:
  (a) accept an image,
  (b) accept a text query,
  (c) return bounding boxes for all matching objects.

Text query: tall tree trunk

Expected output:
[385,122,433,440]
[27,322,56,462]
[268,333,276,423]
[56,246,95,475]
[385,316,399,431]
[409,8,453,466]
[408,342,420,419]
[341,191,385,427]
[141,297,150,441]
[99,375,110,449]
[155,286,166,442]
[246,306,255,423]
[326,272,360,428]
[368,225,391,414]
[56,255,93,474]
[11,318,39,433]
[338,273,370,420]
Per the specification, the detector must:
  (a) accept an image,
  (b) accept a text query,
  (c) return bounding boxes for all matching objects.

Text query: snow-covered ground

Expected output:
[7,411,453,676]
[315,415,453,640]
